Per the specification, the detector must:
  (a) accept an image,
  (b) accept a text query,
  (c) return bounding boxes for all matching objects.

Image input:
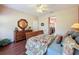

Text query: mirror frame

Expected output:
[18,19,28,30]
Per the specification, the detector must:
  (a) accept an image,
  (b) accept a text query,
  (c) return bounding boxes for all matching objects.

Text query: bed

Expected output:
[25,30,55,55]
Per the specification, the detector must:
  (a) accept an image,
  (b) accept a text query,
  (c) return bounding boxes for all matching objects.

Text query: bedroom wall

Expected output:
[0,6,39,41]
[38,7,78,35]
[0,6,78,41]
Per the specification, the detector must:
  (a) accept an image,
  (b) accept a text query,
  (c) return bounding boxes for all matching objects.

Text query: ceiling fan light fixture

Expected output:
[36,4,48,13]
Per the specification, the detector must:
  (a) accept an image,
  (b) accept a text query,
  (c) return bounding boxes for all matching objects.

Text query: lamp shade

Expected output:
[71,23,79,29]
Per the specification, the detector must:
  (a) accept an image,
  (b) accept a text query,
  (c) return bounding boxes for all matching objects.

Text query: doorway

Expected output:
[48,16,56,35]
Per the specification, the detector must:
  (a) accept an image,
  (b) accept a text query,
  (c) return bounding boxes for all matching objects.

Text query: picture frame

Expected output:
[41,23,44,26]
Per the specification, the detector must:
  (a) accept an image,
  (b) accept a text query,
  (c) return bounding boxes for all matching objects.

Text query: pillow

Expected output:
[71,32,79,39]
[75,36,79,44]
[63,30,74,38]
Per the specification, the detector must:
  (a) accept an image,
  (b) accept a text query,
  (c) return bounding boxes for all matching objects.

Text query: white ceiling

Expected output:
[4,4,79,17]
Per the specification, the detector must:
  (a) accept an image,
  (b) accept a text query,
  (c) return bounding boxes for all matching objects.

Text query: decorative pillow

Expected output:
[75,36,79,44]
[71,32,79,39]
[63,30,73,38]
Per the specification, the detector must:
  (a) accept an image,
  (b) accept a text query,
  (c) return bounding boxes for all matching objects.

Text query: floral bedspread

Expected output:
[63,36,79,55]
[25,34,54,55]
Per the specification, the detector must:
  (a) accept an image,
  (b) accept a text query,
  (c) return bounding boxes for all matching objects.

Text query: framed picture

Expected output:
[41,23,44,26]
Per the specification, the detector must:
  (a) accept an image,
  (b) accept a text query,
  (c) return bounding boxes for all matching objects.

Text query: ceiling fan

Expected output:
[36,4,48,13]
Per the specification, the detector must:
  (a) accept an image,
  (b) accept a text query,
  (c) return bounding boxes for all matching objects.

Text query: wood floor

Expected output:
[0,40,26,55]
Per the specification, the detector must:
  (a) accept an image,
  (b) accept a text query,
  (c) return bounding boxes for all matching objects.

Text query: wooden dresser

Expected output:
[14,30,32,42]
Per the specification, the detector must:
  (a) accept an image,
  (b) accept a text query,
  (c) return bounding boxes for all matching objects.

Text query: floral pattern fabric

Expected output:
[25,34,54,55]
[63,36,79,55]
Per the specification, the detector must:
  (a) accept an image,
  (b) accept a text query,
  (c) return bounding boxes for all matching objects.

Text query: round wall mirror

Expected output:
[18,19,28,30]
